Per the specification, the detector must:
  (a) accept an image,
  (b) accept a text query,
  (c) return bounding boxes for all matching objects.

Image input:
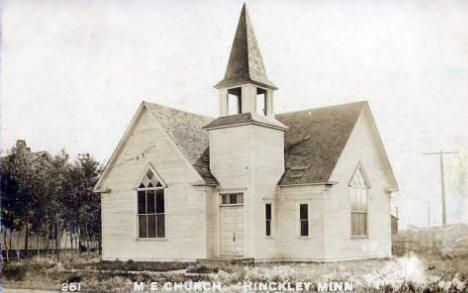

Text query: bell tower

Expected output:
[204,4,286,259]
[215,4,277,117]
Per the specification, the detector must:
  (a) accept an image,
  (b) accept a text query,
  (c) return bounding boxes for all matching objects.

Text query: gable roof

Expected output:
[94,102,217,192]
[276,102,366,185]
[215,4,277,90]
[96,100,395,191]
[144,103,217,185]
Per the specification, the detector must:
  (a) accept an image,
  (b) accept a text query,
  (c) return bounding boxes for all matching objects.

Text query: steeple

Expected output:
[215,4,277,90]
[215,4,278,117]
[206,6,286,260]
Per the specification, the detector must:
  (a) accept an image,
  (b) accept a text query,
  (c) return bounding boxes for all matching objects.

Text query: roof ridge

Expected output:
[143,101,214,120]
[276,101,368,116]
[243,3,251,78]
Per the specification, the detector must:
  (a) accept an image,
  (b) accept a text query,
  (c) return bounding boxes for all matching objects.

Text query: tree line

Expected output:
[0,142,103,259]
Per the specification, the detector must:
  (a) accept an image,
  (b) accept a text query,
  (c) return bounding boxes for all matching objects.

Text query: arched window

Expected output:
[137,168,165,238]
[349,162,370,237]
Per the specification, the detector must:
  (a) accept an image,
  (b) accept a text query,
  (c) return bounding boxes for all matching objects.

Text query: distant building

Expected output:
[1,140,69,253]
[95,4,399,262]
[15,139,51,165]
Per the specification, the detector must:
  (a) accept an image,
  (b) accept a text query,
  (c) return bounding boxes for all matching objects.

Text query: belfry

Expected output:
[215,4,277,117]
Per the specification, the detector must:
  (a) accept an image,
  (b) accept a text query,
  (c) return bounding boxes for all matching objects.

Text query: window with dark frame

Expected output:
[221,193,243,205]
[137,170,165,238]
[299,204,309,236]
[265,203,272,236]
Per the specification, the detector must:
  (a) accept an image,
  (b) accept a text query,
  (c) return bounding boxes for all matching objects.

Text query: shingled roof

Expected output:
[215,4,277,89]
[203,112,288,130]
[145,101,366,186]
[276,102,366,185]
[145,102,217,185]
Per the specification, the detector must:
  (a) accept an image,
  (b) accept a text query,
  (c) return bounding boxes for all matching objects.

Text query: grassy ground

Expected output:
[2,252,467,292]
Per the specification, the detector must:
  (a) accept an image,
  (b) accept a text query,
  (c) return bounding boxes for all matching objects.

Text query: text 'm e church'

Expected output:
[94,4,399,262]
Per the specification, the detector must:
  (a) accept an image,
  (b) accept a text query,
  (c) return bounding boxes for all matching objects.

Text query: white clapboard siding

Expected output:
[250,125,284,259]
[204,185,218,258]
[209,124,284,259]
[101,103,394,262]
[101,107,210,261]
[325,108,393,261]
[276,185,328,261]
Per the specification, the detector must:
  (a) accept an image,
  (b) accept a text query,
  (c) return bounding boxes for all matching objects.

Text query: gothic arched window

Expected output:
[349,162,370,237]
[137,168,165,238]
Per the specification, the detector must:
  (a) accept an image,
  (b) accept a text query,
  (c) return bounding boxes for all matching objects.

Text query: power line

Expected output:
[112,144,158,168]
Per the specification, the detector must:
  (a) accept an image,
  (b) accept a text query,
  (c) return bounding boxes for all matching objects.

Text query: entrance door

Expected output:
[220,205,244,256]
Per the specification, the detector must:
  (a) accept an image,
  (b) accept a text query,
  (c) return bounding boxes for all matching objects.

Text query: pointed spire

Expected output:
[215,4,277,90]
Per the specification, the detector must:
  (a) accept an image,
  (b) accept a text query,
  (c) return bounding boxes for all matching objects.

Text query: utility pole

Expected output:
[1,190,3,273]
[423,151,459,226]
[427,201,431,227]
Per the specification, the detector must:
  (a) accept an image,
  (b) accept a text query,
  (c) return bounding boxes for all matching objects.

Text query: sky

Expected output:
[2,0,468,229]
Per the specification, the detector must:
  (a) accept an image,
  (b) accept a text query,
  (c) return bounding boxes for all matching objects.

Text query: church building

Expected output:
[94,4,398,262]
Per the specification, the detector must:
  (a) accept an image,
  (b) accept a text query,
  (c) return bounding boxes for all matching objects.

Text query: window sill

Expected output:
[297,236,310,240]
[350,235,368,240]
[136,238,168,241]
[265,236,275,240]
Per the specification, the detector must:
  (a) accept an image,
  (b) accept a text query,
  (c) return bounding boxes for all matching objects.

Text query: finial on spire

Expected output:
[215,3,277,90]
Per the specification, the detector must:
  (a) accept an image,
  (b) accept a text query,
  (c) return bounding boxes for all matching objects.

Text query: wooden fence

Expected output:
[392,224,468,257]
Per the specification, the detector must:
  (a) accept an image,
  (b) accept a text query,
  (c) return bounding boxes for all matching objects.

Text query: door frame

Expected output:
[219,192,245,257]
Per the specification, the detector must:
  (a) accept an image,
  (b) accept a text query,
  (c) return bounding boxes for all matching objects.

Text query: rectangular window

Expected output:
[146,190,155,214]
[138,191,146,214]
[229,193,237,204]
[138,212,147,238]
[265,203,272,236]
[148,214,156,237]
[350,188,368,236]
[220,193,243,205]
[299,204,309,236]
[137,189,165,238]
[351,213,367,236]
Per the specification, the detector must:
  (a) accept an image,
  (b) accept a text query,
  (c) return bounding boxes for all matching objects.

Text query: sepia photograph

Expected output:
[1,1,468,292]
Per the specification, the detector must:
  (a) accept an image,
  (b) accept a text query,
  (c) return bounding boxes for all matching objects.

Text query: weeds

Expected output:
[3,253,468,292]
[3,263,27,281]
